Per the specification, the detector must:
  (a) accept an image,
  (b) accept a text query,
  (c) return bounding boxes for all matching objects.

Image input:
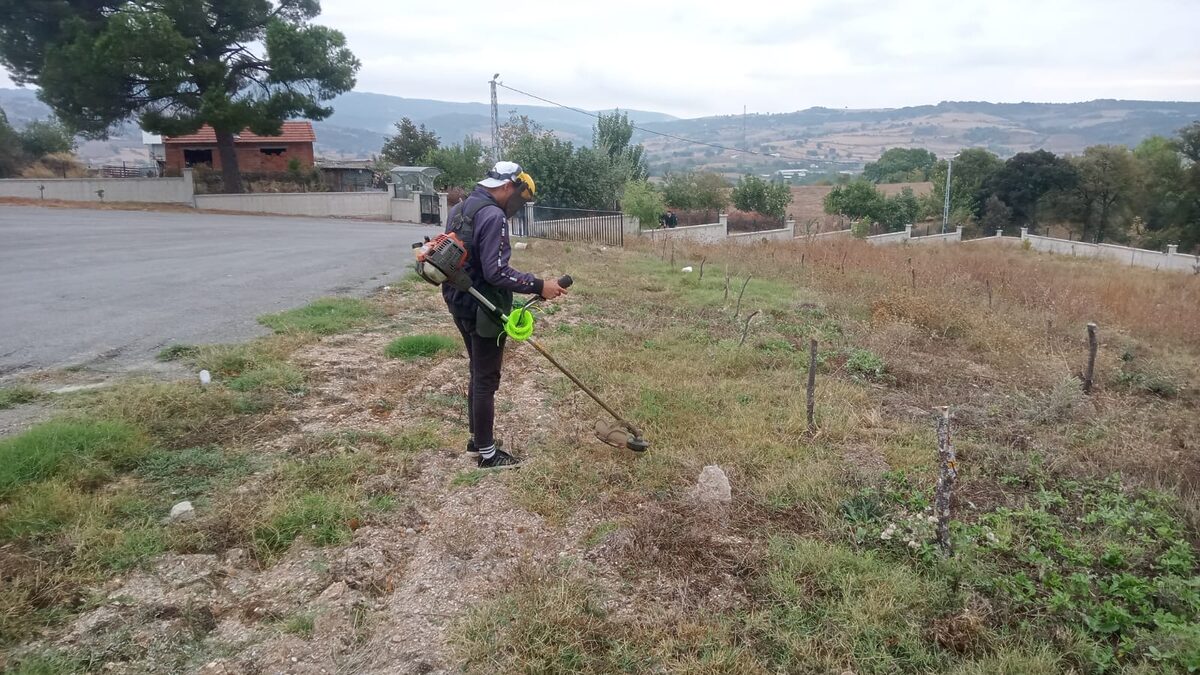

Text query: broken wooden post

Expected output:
[723,265,731,302]
[806,338,817,434]
[739,310,759,347]
[1083,322,1099,394]
[733,276,752,319]
[698,257,707,281]
[910,268,916,290]
[669,241,675,269]
[986,279,993,309]
[934,406,956,556]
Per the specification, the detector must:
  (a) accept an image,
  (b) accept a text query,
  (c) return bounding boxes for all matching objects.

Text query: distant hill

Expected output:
[638,100,1200,175]
[2,88,1197,173]
[0,87,674,163]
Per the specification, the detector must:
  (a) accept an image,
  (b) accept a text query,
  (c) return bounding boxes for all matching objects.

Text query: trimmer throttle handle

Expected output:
[558,275,573,289]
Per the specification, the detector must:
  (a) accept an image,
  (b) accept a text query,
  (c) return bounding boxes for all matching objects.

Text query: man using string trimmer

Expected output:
[436,162,568,468]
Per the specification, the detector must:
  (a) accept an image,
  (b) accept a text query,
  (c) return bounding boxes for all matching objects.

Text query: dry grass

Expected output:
[453,236,1200,672]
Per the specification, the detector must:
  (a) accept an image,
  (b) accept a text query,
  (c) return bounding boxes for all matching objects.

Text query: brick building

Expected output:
[163,122,316,174]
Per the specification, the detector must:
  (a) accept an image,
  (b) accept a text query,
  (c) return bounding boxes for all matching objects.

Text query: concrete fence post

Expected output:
[182,168,195,206]
[954,225,963,241]
[1167,244,1178,259]
[996,229,1003,238]
[903,223,912,241]
[1020,227,1029,240]
[786,218,795,234]
[718,212,729,237]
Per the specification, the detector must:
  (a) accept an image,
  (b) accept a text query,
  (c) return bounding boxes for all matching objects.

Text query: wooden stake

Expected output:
[840,252,847,274]
[986,279,993,309]
[910,268,916,290]
[723,265,731,302]
[669,241,675,269]
[698,257,707,280]
[739,310,760,347]
[934,406,957,556]
[806,338,817,434]
[1083,323,1099,394]
[733,275,752,319]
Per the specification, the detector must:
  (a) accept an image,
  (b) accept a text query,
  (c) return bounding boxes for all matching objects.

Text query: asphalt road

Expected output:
[0,206,440,378]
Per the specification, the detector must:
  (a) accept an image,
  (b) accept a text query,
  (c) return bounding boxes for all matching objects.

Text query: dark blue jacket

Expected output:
[442,187,543,318]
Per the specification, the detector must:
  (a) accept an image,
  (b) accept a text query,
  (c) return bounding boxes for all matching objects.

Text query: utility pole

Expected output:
[742,105,747,152]
[941,152,960,234]
[490,74,501,163]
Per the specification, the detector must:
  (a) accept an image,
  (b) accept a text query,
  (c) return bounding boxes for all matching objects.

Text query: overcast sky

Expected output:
[3,0,1199,119]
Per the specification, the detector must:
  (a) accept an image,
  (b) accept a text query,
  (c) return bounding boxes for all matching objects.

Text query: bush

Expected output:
[846,349,886,380]
[731,174,791,218]
[620,180,665,230]
[385,334,460,360]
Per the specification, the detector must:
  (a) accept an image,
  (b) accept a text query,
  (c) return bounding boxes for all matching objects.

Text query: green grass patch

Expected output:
[0,419,148,498]
[6,650,87,675]
[78,381,241,449]
[156,343,199,362]
[226,363,306,394]
[582,521,620,548]
[136,446,253,498]
[0,385,43,410]
[258,297,382,335]
[282,611,316,638]
[385,334,459,360]
[451,469,489,488]
[253,491,359,556]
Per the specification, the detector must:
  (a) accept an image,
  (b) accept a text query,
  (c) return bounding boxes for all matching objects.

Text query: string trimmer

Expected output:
[412,233,649,452]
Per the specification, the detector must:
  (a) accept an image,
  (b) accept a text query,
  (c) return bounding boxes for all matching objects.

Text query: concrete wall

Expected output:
[865,224,913,245]
[728,226,794,245]
[1020,228,1200,272]
[0,169,195,204]
[195,190,391,219]
[908,226,963,245]
[796,228,853,241]
[643,215,728,243]
[390,195,422,223]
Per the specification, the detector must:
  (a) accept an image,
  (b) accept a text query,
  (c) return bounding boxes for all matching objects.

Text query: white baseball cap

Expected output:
[478,161,524,188]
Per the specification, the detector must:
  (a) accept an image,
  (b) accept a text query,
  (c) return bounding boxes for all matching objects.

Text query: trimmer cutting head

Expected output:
[595,420,650,452]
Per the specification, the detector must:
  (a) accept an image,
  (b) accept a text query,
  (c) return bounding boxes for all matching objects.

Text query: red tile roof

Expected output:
[163,121,316,145]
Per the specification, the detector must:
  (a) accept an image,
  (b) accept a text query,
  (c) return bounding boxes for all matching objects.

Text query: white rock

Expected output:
[169,501,195,522]
[689,465,732,505]
[514,241,528,250]
[681,266,693,273]
[198,370,212,386]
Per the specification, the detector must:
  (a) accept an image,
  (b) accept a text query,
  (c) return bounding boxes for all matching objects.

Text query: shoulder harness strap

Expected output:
[448,196,494,255]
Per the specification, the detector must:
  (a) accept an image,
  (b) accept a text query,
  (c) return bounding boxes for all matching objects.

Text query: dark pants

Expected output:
[452,312,506,449]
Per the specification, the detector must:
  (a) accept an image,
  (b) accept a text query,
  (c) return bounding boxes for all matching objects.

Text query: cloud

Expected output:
[2,0,1198,118]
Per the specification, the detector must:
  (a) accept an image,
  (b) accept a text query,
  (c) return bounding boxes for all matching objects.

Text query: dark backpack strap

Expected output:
[448,196,493,255]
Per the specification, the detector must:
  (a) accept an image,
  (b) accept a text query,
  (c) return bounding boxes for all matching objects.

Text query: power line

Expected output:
[494,81,813,163]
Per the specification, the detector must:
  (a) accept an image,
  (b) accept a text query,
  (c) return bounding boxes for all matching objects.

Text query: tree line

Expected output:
[839,125,1200,251]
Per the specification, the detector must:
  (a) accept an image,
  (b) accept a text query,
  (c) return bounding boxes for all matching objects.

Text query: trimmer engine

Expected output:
[412,233,470,290]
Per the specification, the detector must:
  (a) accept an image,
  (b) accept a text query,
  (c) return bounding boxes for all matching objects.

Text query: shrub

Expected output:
[0,420,147,497]
[846,349,886,380]
[0,385,42,410]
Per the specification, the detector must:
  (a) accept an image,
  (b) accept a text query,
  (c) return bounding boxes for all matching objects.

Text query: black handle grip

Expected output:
[558,275,573,289]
